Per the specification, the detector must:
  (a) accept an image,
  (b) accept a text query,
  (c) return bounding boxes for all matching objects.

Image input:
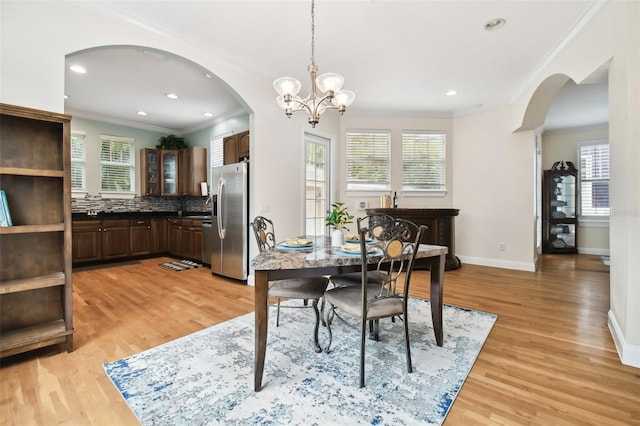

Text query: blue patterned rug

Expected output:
[103,298,496,425]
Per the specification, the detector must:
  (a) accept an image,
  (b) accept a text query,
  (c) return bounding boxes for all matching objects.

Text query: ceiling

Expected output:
[64,0,609,134]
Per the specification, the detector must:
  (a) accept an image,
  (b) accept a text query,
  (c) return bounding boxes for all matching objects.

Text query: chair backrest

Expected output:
[358,214,427,301]
[251,216,276,252]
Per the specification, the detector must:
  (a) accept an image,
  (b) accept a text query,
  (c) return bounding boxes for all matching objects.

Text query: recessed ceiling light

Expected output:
[485,18,506,31]
[205,73,212,79]
[69,65,87,74]
[446,90,458,96]
[166,93,179,99]
[203,112,213,118]
[137,111,148,116]
[64,95,68,99]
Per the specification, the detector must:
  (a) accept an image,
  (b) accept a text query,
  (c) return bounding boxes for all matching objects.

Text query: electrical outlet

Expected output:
[499,242,505,251]
[358,201,368,210]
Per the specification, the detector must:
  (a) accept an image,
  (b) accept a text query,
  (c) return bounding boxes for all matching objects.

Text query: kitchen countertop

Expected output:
[71,211,213,221]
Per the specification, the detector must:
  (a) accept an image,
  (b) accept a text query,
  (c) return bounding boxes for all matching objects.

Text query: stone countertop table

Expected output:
[250,237,448,391]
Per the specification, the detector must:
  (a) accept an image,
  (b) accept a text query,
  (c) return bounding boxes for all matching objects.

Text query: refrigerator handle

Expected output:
[217,177,225,239]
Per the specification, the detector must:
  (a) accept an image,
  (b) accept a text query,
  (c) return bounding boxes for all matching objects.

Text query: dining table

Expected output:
[250,236,448,391]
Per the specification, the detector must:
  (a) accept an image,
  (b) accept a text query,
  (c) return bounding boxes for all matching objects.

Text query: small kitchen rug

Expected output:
[160,260,203,271]
[103,298,497,425]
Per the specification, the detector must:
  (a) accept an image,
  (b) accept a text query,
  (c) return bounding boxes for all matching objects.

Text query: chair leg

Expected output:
[276,297,281,327]
[404,311,413,374]
[323,305,334,353]
[359,318,367,388]
[312,299,321,353]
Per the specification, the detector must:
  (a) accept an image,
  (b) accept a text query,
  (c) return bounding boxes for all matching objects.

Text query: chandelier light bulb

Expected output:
[316,73,344,94]
[273,77,302,97]
[332,90,356,110]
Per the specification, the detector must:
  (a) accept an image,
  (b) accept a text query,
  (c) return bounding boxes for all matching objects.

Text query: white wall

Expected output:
[453,107,537,271]
[2,0,637,366]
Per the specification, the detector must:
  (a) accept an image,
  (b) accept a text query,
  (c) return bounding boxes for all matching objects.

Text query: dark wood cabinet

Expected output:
[179,147,207,196]
[72,221,102,263]
[101,219,130,260]
[0,103,74,357]
[367,208,461,270]
[543,161,578,254]
[130,219,151,256]
[167,218,203,261]
[140,149,160,196]
[223,131,249,164]
[150,218,168,253]
[160,150,178,196]
[142,147,207,196]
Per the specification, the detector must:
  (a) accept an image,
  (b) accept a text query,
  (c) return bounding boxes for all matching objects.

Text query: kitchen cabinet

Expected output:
[73,217,171,263]
[543,161,578,254]
[72,221,102,263]
[160,150,179,196]
[102,219,130,260]
[141,149,179,196]
[223,131,249,164]
[151,218,168,253]
[142,148,207,196]
[179,147,207,196]
[140,149,160,196]
[168,218,203,261]
[0,103,74,358]
[130,218,151,256]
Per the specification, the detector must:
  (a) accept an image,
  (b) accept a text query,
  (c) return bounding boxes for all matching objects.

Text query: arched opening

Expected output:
[521,65,610,269]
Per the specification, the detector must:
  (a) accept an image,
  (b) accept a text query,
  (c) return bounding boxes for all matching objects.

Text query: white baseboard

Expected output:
[608,310,640,368]
[457,255,536,272]
[578,247,610,256]
[246,274,255,287]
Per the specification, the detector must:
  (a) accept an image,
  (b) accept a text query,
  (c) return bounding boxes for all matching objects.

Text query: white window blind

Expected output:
[579,142,609,217]
[100,135,135,192]
[71,131,86,190]
[346,130,390,191]
[210,134,228,169]
[401,131,446,191]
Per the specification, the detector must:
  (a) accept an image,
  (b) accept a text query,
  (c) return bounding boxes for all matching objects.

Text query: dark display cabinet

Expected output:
[543,161,578,254]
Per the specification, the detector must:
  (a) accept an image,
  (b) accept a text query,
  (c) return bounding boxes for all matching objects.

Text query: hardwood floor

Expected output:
[1,254,638,425]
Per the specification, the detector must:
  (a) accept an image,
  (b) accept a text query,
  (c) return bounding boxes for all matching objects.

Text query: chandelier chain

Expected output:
[310,0,315,66]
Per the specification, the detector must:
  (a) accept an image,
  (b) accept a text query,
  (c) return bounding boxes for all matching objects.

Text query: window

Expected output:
[402,131,446,192]
[71,131,86,191]
[578,142,609,218]
[100,135,135,193]
[345,130,390,191]
[210,134,228,169]
[305,133,330,236]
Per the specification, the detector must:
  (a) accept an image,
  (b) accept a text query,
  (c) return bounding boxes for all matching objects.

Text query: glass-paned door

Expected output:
[146,149,159,195]
[305,133,330,236]
[161,150,178,195]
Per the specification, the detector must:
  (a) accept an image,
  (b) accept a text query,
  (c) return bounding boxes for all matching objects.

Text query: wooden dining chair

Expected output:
[323,214,427,387]
[250,216,329,352]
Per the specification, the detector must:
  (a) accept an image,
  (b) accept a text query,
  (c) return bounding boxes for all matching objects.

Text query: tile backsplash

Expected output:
[71,194,210,214]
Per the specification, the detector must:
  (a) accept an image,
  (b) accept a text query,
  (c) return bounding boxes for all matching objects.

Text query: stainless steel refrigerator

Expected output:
[210,162,248,281]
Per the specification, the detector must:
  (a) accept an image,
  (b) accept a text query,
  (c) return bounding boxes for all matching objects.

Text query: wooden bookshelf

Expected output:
[0,103,74,358]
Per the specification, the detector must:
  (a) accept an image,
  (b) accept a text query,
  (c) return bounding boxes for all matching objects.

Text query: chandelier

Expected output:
[273,0,355,127]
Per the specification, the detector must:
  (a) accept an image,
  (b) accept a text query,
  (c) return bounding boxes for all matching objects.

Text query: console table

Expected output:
[366,208,461,270]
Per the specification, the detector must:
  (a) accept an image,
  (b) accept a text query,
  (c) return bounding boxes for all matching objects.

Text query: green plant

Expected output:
[157,134,187,150]
[325,202,354,231]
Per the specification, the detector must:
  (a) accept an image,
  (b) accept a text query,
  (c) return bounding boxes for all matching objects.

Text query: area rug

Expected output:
[160,259,203,271]
[103,298,497,425]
